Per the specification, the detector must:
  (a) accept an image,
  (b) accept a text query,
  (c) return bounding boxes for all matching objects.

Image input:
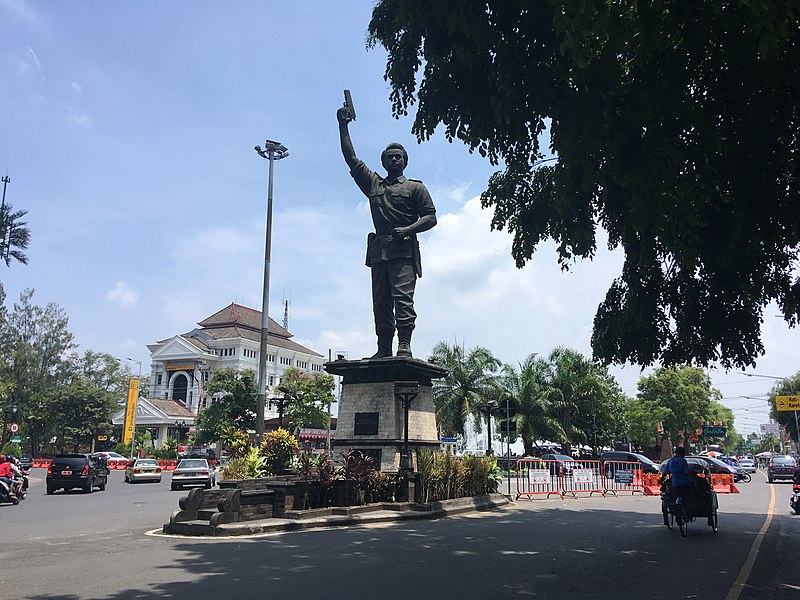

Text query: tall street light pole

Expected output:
[254,140,289,442]
[0,174,10,258]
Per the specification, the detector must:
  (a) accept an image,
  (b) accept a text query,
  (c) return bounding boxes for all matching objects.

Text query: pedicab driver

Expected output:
[662,446,692,504]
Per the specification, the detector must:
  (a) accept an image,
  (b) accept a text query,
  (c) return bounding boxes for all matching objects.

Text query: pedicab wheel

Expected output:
[740,473,751,484]
[662,505,674,529]
[678,505,689,538]
[709,513,718,532]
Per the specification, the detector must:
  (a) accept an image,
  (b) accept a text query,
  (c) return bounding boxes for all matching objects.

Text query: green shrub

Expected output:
[259,428,298,475]
[366,471,399,503]
[220,425,251,458]
[219,457,249,480]
[417,450,500,502]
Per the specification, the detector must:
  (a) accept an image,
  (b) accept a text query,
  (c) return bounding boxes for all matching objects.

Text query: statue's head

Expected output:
[381,142,408,172]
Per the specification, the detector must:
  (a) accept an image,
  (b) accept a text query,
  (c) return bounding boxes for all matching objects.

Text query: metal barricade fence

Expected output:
[603,461,645,495]
[561,459,605,497]
[516,458,564,500]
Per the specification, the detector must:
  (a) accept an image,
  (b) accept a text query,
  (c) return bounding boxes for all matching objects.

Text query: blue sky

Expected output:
[1,0,792,435]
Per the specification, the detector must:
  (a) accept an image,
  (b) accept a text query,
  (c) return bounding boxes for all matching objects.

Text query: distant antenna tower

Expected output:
[283,298,290,330]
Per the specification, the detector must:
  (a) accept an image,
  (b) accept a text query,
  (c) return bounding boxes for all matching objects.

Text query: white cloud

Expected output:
[71,81,82,93]
[105,282,139,307]
[158,292,208,333]
[0,0,39,25]
[26,92,47,108]
[67,107,92,126]
[17,46,40,73]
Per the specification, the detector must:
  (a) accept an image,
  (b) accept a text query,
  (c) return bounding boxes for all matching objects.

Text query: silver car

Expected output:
[738,459,757,473]
[171,458,215,491]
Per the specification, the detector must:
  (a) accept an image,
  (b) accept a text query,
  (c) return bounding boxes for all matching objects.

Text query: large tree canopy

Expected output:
[368,1,800,369]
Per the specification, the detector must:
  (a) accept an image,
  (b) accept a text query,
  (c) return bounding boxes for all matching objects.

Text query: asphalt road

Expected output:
[1,468,798,600]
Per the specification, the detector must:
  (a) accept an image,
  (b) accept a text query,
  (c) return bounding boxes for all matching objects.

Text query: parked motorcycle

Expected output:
[791,483,800,515]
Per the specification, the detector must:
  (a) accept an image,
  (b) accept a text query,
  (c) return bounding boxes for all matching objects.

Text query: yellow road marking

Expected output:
[724,480,775,600]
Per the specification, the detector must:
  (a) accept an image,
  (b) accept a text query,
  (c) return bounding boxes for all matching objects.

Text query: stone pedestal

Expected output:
[325,356,446,472]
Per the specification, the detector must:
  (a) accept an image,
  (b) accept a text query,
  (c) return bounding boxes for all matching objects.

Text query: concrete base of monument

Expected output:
[324,356,447,471]
[157,494,512,538]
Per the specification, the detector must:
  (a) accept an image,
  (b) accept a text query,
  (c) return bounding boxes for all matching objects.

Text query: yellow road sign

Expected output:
[775,395,800,411]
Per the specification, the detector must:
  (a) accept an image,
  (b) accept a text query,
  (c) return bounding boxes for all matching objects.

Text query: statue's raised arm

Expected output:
[337,104,358,170]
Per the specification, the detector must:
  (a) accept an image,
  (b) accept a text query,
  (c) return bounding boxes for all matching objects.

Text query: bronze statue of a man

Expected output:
[337,104,437,359]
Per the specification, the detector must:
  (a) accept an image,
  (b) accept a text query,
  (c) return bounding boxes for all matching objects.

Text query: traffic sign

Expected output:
[775,395,800,411]
[9,423,19,433]
[10,435,21,443]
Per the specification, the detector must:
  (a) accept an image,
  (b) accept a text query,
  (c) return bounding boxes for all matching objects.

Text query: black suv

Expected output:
[46,454,109,494]
[600,451,660,474]
[178,447,216,461]
[767,455,797,483]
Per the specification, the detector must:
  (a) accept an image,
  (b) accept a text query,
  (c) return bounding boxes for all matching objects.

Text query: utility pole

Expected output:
[254,140,289,441]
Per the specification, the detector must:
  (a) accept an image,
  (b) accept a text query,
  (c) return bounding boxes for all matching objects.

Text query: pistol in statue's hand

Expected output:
[337,106,353,124]
[392,226,411,241]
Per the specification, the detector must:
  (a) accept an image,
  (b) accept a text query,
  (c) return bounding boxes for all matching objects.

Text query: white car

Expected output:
[124,458,163,483]
[92,451,128,462]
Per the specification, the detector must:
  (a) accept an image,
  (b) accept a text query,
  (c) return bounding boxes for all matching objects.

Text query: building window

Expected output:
[156,374,162,385]
[354,412,379,436]
[268,376,274,386]
[280,356,292,366]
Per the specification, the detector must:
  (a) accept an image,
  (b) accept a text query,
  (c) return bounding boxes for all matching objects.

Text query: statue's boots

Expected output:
[367,335,393,359]
[396,328,413,358]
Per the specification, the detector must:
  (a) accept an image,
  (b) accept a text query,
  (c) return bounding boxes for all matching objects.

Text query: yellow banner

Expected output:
[776,395,800,411]
[123,378,140,445]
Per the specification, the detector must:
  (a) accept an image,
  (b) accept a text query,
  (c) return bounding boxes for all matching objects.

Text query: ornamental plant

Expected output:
[259,428,298,475]
[220,425,251,458]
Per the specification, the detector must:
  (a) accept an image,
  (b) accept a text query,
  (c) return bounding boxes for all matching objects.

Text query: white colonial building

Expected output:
[146,302,326,416]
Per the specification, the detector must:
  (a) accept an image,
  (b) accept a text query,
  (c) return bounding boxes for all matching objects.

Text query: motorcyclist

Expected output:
[8,456,26,496]
[0,455,18,500]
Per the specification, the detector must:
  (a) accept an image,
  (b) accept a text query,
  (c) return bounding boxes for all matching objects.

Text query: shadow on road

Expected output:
[20,500,800,600]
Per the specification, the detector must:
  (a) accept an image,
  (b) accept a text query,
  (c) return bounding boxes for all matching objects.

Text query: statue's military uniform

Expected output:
[349,160,436,352]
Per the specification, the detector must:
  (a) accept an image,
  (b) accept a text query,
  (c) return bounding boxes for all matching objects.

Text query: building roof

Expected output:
[199,303,292,339]
[147,398,197,418]
[196,325,322,356]
[153,303,324,358]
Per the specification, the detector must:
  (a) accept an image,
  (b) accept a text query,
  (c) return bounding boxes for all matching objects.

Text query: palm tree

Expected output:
[429,341,501,437]
[0,204,30,267]
[545,347,611,455]
[498,354,561,456]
